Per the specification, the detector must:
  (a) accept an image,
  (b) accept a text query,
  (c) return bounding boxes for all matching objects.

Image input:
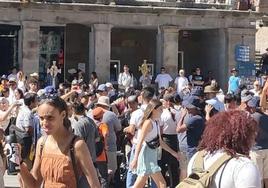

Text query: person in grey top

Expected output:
[72,102,99,188]
[72,102,99,162]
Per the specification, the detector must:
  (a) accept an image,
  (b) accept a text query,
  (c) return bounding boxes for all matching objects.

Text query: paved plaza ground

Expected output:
[4,171,20,188]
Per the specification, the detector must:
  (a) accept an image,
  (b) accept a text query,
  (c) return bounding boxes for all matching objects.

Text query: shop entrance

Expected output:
[111,28,157,86]
[0,25,19,76]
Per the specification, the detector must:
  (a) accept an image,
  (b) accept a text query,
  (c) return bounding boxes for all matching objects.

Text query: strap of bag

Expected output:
[70,135,79,187]
[39,135,48,158]
[193,151,232,178]
[192,150,206,172]
[206,153,232,177]
[218,158,230,188]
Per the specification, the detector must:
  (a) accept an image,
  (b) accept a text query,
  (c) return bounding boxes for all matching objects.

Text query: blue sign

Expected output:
[236,61,255,77]
[235,45,250,62]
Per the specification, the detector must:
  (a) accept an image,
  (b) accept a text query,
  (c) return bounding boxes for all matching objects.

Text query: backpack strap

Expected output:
[70,135,79,187]
[192,150,232,186]
[39,135,48,158]
[205,153,232,177]
[218,158,229,188]
[192,150,206,173]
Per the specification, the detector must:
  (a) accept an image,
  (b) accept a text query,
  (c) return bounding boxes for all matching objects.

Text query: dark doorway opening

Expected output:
[0,25,19,76]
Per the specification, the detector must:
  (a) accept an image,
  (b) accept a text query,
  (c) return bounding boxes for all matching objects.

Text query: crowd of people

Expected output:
[0,63,267,188]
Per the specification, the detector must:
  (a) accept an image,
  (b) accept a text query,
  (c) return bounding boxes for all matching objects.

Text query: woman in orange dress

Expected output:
[17,96,100,188]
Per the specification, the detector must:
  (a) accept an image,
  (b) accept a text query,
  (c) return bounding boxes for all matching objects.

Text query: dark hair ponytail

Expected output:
[63,116,71,130]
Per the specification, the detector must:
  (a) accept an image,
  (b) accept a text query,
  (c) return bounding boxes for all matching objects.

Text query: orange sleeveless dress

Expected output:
[40,153,77,188]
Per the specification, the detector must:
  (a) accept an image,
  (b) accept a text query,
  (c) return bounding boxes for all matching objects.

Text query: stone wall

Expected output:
[256,27,268,54]
[21,21,40,76]
[258,0,268,13]
[0,2,260,84]
[0,2,259,30]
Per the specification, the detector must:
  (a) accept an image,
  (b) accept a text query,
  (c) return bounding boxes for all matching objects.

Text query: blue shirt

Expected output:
[228,76,240,94]
[185,114,205,148]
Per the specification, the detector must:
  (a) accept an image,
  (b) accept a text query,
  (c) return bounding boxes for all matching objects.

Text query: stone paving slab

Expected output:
[4,170,20,188]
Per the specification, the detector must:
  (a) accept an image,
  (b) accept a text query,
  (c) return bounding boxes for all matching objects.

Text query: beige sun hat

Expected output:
[96,96,110,108]
[204,85,219,94]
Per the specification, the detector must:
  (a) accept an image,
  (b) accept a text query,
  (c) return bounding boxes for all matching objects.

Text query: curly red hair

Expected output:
[198,110,257,157]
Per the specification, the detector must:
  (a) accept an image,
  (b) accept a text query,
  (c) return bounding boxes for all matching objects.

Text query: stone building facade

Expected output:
[0,1,264,89]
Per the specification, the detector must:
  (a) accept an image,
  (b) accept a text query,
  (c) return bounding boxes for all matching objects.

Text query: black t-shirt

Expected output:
[185,114,205,148]
[192,74,204,86]
[252,112,268,149]
[261,53,268,65]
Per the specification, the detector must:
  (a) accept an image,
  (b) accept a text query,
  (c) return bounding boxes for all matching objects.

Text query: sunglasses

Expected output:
[38,93,59,102]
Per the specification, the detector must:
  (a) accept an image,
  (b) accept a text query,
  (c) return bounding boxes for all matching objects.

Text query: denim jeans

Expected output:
[186,147,197,161]
[126,144,137,188]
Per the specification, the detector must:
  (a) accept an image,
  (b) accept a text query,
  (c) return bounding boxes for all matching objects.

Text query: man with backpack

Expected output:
[94,96,122,185]
[92,107,109,188]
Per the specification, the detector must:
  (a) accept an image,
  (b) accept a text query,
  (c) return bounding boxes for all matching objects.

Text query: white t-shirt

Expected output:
[0,110,10,131]
[16,105,34,130]
[118,72,133,88]
[174,76,188,93]
[160,108,177,135]
[129,104,147,144]
[187,150,261,188]
[155,73,173,89]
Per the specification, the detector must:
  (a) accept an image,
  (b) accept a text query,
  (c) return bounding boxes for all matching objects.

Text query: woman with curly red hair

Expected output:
[187,110,261,188]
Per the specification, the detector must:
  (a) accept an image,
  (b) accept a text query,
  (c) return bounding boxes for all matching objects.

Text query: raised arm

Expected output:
[0,103,19,122]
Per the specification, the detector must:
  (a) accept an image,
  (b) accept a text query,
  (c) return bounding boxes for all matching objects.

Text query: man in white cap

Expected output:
[174,69,188,94]
[106,82,117,103]
[97,84,108,97]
